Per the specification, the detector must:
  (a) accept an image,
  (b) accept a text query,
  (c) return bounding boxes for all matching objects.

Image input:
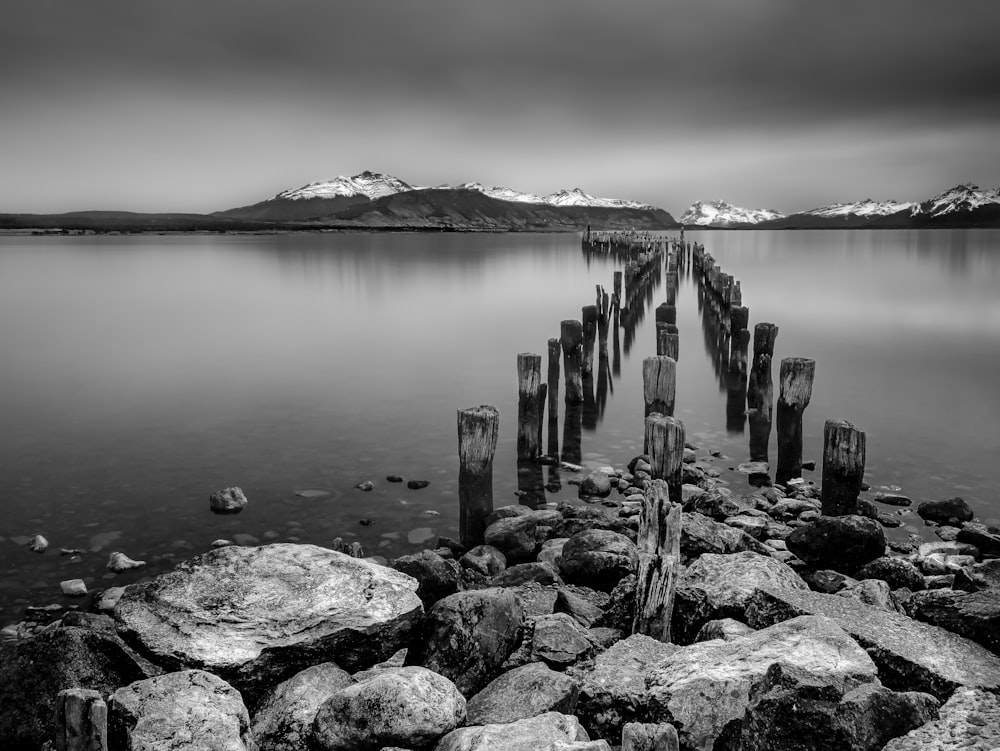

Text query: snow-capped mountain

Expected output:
[802,198,916,218]
[456,182,545,204]
[916,183,1000,218]
[540,188,655,210]
[680,200,785,226]
[274,171,415,201]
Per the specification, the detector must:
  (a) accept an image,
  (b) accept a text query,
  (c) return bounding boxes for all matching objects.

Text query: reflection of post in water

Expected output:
[582,370,597,431]
[546,338,560,458]
[545,463,562,494]
[516,459,546,508]
[726,371,748,435]
[612,308,621,377]
[729,306,751,377]
[458,405,499,547]
[561,402,583,466]
[775,357,815,486]
[596,349,611,419]
[582,304,598,379]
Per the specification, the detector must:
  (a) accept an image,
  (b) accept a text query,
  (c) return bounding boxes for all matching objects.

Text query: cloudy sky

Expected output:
[2,0,998,216]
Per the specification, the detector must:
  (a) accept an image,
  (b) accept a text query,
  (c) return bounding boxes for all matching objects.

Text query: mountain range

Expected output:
[680,184,1000,229]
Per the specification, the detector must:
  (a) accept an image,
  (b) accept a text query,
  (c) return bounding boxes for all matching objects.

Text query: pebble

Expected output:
[211,539,235,548]
[60,579,88,597]
[386,475,404,483]
[107,552,146,573]
[355,480,375,491]
[407,480,430,490]
[28,535,48,553]
[421,510,440,518]
[59,548,84,556]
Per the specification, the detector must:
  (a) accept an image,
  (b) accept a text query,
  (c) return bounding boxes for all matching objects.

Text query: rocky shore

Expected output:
[1,452,999,751]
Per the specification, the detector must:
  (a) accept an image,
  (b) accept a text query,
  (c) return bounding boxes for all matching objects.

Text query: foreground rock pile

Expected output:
[2,454,999,751]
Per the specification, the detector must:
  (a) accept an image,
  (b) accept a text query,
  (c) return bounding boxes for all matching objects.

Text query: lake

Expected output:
[1,229,998,623]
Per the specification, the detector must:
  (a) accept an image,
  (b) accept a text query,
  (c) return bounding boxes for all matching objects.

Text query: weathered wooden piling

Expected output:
[458,405,499,547]
[644,413,685,503]
[633,478,681,642]
[560,319,584,404]
[821,418,866,516]
[547,338,560,457]
[582,304,598,377]
[55,688,107,751]
[655,303,677,327]
[746,322,779,416]
[775,357,816,485]
[613,270,623,305]
[656,322,680,361]
[665,271,679,307]
[643,356,677,417]
[516,353,543,461]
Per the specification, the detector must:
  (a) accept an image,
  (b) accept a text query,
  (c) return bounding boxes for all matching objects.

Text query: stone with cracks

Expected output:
[391,549,462,608]
[484,516,539,563]
[108,669,253,751]
[466,661,580,725]
[902,588,1000,655]
[434,711,589,751]
[680,512,769,563]
[785,515,885,574]
[114,543,422,705]
[882,687,1000,751]
[558,530,639,592]
[529,612,600,668]
[745,585,1000,698]
[312,666,465,751]
[250,663,354,751]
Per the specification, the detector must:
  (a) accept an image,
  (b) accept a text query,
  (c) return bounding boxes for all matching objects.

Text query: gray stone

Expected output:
[61,579,88,597]
[312,666,465,751]
[392,549,462,607]
[109,669,253,751]
[251,663,354,751]
[579,470,613,499]
[107,551,147,573]
[554,587,606,628]
[484,516,539,563]
[434,712,589,750]
[493,561,562,588]
[680,512,769,563]
[538,538,569,568]
[903,587,1000,655]
[28,534,49,552]
[694,618,755,642]
[917,497,974,525]
[459,545,507,577]
[467,662,579,725]
[406,588,524,698]
[114,544,422,704]
[530,612,600,668]
[785,515,885,574]
[855,556,924,591]
[837,578,902,613]
[881,687,1000,751]
[558,530,638,592]
[209,486,248,514]
[621,722,679,751]
[956,521,1000,557]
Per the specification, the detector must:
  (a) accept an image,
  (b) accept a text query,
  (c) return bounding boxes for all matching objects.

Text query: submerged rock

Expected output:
[209,486,248,514]
[28,534,48,553]
[107,551,147,573]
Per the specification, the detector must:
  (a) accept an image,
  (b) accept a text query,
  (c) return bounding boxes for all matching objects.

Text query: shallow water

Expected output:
[1,229,998,622]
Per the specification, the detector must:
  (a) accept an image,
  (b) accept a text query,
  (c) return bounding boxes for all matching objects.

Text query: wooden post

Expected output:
[458,405,499,547]
[560,319,583,404]
[597,289,610,356]
[55,688,108,751]
[582,304,598,377]
[644,414,685,503]
[821,418,866,516]
[613,270,623,304]
[775,357,816,485]
[655,303,677,326]
[643,356,677,417]
[655,323,679,361]
[516,353,542,461]
[729,306,750,375]
[633,479,681,642]
[746,322,778,416]
[547,338,560,457]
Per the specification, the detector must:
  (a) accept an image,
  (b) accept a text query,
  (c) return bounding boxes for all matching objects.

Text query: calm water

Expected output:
[1,229,998,622]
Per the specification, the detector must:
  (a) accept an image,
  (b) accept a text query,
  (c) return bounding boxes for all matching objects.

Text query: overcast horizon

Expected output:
[2,0,998,218]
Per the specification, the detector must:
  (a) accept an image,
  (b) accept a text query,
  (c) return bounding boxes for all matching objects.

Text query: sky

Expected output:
[2,0,998,217]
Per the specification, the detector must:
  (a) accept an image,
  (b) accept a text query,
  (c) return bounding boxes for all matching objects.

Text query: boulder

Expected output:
[594,574,637,633]
[680,512,769,563]
[881,686,1000,751]
[734,662,939,751]
[579,470,613,499]
[114,544,422,704]
[855,556,924,591]
[405,588,524,697]
[554,587,606,628]
[785,515,885,574]
[672,551,809,644]
[108,669,253,751]
[694,618,755,642]
[725,515,792,542]
[466,662,579,725]
[484,516,539,563]
[538,538,569,568]
[686,489,756,520]
[459,545,507,577]
[529,613,600,668]
[956,521,1000,557]
[312,666,465,751]
[209,486,248,514]
[434,712,589,751]
[644,615,878,751]
[0,626,156,750]
[745,586,1000,698]
[902,588,1000,655]
[493,561,562,588]
[621,722,679,751]
[392,549,462,607]
[801,569,858,594]
[837,579,902,613]
[558,530,638,592]
[251,663,354,751]
[916,497,974,525]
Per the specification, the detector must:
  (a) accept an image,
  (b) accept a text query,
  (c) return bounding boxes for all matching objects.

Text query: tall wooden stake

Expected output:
[547,337,560,457]
[560,319,584,404]
[458,405,499,547]
[582,304,598,377]
[633,479,681,642]
[516,353,542,460]
[821,418,866,516]
[643,356,677,417]
[644,414,685,503]
[775,357,816,485]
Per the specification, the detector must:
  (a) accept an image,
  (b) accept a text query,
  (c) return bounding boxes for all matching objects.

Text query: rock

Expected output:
[874,491,912,506]
[680,512,769,563]
[434,712,589,751]
[918,540,980,558]
[209,486,248,514]
[644,615,879,751]
[97,586,126,613]
[546,742,612,751]
[484,516,539,563]
[595,574,637,632]
[686,489,755,520]
[109,669,253,751]
[28,534,48,552]
[407,479,430,490]
[856,556,924,591]
[386,475,404,483]
[107,551,146,573]
[312,666,465,751]
[956,521,1000,557]
[694,618,755,642]
[493,561,562,587]
[538,538,570,568]
[568,634,680,741]
[354,480,374,491]
[672,551,808,644]
[917,497,974,524]
[467,662,579,725]
[881,686,1000,751]
[0,626,155,749]
[734,662,939,751]
[801,569,858,594]
[725,515,791,542]
[745,585,1000,698]
[558,530,638,592]
[406,588,524,697]
[621,722,679,751]
[902,588,1000,655]
[554,587,606,628]
[785,515,885,574]
[250,663,354,751]
[61,579,88,597]
[114,543,422,705]
[837,578,902,613]
[392,549,462,607]
[737,461,770,476]
[530,613,600,668]
[459,545,507,577]
[579,470,613,499]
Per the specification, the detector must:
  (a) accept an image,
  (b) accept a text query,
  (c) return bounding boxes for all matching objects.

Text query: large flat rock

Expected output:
[114,543,423,702]
[746,586,1000,699]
